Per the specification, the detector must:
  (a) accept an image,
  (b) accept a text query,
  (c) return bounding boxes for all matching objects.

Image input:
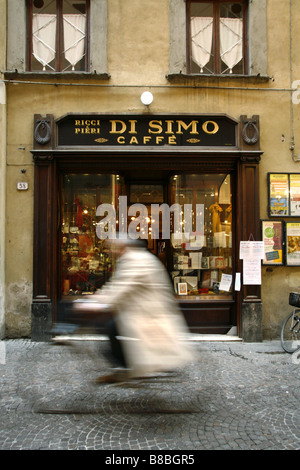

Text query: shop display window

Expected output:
[169,174,233,299]
[61,174,125,297]
[60,172,233,301]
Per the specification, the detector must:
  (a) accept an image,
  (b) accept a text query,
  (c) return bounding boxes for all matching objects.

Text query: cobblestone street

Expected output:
[0,338,299,452]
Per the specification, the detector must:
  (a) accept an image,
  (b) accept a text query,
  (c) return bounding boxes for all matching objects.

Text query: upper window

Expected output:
[26,0,90,72]
[186,0,248,75]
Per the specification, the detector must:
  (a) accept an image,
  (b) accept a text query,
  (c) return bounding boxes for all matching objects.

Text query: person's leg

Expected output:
[94,318,129,384]
[106,318,127,367]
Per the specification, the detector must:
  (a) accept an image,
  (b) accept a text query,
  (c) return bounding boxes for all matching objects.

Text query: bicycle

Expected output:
[281,292,300,353]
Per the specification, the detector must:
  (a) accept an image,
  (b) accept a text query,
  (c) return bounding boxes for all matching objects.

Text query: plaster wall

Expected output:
[0,0,6,338]
[4,0,300,338]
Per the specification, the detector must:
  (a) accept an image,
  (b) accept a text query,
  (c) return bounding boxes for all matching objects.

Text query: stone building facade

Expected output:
[1,0,300,341]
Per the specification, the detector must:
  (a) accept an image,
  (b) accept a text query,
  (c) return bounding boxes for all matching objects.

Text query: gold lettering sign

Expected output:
[148,120,163,134]
[57,115,237,147]
[202,121,219,134]
[176,120,198,134]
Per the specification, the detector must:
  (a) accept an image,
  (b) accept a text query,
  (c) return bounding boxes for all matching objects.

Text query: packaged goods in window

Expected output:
[189,252,202,269]
[174,276,181,294]
[200,270,219,289]
[210,256,225,269]
[173,254,189,269]
[201,271,211,288]
[180,276,198,294]
[201,256,210,269]
[178,283,188,295]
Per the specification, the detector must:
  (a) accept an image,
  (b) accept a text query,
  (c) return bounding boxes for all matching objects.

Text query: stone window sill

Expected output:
[4,71,110,81]
[166,73,272,84]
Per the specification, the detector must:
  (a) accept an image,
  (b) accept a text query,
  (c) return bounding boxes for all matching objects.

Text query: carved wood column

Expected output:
[237,116,263,341]
[31,115,56,341]
[237,155,261,300]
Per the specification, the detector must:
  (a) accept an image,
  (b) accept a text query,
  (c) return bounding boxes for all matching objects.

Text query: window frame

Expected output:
[26,0,90,73]
[186,0,249,75]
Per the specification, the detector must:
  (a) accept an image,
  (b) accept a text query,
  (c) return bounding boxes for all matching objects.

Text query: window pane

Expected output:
[169,174,233,300]
[220,3,244,74]
[188,0,246,75]
[31,0,57,71]
[29,0,88,72]
[189,2,214,74]
[62,0,87,71]
[61,174,125,297]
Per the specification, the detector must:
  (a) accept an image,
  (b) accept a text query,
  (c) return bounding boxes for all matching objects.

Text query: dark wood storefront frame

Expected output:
[31,114,262,341]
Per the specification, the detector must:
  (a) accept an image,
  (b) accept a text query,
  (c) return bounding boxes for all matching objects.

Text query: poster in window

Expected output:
[268,173,289,216]
[286,223,300,266]
[290,174,300,216]
[261,220,284,265]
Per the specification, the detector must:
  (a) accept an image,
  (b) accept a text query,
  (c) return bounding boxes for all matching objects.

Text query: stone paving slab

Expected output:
[0,338,299,451]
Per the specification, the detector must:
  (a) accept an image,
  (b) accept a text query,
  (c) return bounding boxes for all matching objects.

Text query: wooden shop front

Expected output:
[31,113,262,341]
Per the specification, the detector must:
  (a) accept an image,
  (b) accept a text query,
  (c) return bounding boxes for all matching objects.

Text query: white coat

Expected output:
[97,246,193,378]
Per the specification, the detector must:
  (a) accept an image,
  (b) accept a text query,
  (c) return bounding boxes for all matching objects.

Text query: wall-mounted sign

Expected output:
[290,174,300,216]
[268,173,289,216]
[261,220,284,265]
[268,173,300,217]
[286,222,300,266]
[17,182,29,191]
[239,240,264,286]
[56,114,237,148]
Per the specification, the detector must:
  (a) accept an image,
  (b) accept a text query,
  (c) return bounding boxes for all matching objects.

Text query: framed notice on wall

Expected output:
[261,220,284,265]
[268,173,300,217]
[286,222,300,266]
[268,173,289,216]
[290,174,300,216]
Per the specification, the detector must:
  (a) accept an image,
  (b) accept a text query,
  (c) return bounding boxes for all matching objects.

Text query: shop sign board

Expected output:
[56,114,237,148]
[261,220,284,265]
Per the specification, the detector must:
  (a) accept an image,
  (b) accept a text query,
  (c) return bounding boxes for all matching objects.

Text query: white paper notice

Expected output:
[235,273,241,291]
[243,258,262,285]
[219,274,232,292]
[239,241,265,260]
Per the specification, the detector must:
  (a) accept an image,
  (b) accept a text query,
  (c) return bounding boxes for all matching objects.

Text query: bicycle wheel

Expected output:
[281,310,300,353]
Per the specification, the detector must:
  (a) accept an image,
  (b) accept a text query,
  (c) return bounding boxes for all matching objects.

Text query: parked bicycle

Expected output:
[281,292,300,353]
